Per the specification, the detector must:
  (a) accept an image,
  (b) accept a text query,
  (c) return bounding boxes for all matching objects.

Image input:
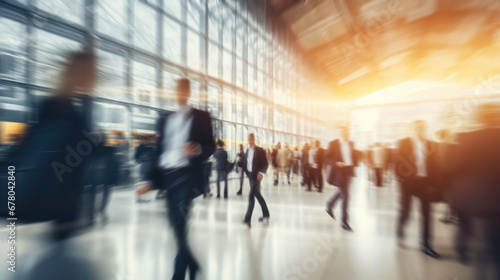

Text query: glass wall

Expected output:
[0,0,330,178]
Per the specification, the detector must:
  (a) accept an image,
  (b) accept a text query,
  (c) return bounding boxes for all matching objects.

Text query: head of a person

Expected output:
[474,103,500,128]
[412,120,427,140]
[285,143,289,149]
[176,78,191,107]
[339,125,349,140]
[248,133,255,147]
[276,142,281,149]
[58,51,96,96]
[239,144,243,151]
[216,139,224,148]
[314,140,320,148]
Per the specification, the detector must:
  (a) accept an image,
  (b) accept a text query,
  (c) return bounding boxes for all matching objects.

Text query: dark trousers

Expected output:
[238,169,245,193]
[307,167,323,191]
[306,166,315,190]
[163,169,198,280]
[326,168,353,223]
[216,170,228,197]
[301,163,309,185]
[244,177,270,221]
[374,168,383,187]
[397,178,432,246]
[315,168,323,191]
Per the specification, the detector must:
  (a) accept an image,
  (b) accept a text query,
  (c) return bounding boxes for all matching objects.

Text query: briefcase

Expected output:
[326,164,339,187]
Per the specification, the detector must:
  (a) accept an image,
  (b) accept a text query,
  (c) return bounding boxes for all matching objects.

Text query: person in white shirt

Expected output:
[242,133,270,228]
[136,78,215,280]
[325,126,358,231]
[395,120,441,259]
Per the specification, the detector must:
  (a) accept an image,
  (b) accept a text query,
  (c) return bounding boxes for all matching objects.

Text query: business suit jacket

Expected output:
[395,138,438,188]
[244,146,269,180]
[148,108,215,194]
[314,148,325,170]
[446,128,500,214]
[325,139,358,187]
[301,148,309,166]
[213,148,228,171]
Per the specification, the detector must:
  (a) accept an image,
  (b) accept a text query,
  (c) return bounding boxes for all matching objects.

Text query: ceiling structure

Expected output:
[269,0,500,100]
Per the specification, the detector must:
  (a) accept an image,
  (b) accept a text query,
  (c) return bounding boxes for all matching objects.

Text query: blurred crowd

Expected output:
[0,50,499,280]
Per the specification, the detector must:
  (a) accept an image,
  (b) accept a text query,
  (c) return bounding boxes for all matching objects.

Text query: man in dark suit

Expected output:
[447,103,500,276]
[137,78,215,280]
[213,139,229,199]
[300,143,310,187]
[314,140,325,192]
[243,133,270,228]
[325,126,358,231]
[395,120,440,259]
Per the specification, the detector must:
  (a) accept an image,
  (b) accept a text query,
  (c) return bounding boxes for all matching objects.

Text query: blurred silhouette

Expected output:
[135,136,156,202]
[277,143,293,185]
[447,103,500,278]
[202,160,213,198]
[214,139,229,199]
[14,239,105,280]
[325,126,358,231]
[135,136,155,180]
[271,143,279,186]
[1,51,96,239]
[307,140,324,192]
[372,143,384,187]
[236,144,245,195]
[434,129,459,225]
[291,146,301,180]
[136,78,215,280]
[84,132,119,224]
[242,133,270,228]
[395,120,441,259]
[300,143,310,187]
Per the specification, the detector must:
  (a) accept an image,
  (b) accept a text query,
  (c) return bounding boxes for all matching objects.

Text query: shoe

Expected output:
[341,222,353,232]
[243,220,251,228]
[306,189,312,192]
[421,245,441,259]
[288,181,291,185]
[325,209,335,220]
[236,191,242,195]
[258,216,270,222]
[397,227,405,247]
[216,195,220,199]
[224,196,228,199]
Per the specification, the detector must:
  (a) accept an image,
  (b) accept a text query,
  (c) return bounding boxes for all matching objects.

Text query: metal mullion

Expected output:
[181,0,187,69]
[158,0,165,110]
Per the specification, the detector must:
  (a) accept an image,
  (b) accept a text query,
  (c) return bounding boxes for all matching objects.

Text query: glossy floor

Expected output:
[1,169,475,280]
